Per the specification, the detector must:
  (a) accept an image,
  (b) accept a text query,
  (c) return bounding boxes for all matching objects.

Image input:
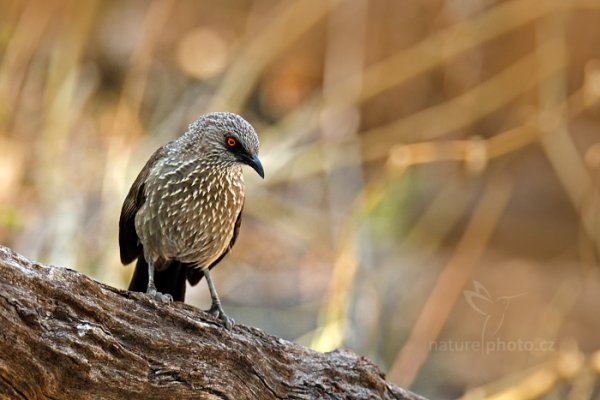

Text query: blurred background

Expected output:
[1,0,600,398]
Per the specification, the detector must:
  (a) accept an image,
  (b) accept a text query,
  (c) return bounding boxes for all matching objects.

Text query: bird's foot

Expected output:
[206,303,234,330]
[146,286,173,303]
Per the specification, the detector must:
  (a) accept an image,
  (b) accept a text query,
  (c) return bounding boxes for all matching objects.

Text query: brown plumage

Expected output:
[119,112,263,329]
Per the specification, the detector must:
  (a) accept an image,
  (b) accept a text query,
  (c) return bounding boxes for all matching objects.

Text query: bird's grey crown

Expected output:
[178,112,260,162]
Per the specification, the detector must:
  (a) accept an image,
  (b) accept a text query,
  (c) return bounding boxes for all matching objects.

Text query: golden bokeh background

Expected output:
[1,0,600,398]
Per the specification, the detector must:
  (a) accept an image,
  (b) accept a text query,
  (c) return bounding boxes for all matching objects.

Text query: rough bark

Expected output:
[0,246,426,400]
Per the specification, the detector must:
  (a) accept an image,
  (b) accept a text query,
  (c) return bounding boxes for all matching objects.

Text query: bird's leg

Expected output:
[146,258,173,303]
[203,269,234,330]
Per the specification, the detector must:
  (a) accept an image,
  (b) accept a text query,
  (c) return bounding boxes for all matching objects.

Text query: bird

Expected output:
[118,112,264,329]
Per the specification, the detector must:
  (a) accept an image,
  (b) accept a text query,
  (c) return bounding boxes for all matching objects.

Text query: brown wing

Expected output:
[118,147,166,265]
[186,204,244,286]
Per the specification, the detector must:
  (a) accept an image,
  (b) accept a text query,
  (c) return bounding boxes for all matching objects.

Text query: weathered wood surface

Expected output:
[0,246,426,400]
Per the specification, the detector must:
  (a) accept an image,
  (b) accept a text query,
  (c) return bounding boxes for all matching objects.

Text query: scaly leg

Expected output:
[146,258,173,303]
[203,269,234,330]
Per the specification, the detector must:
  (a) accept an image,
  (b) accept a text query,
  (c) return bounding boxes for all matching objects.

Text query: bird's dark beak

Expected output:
[244,154,264,179]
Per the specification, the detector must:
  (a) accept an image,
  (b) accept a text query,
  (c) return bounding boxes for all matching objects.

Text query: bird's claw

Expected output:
[206,304,234,330]
[146,287,173,303]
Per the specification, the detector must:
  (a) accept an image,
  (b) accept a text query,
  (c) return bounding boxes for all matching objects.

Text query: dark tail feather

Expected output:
[128,258,188,302]
[186,267,204,286]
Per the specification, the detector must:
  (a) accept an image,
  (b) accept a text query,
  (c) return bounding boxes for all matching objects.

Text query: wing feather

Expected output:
[118,147,166,265]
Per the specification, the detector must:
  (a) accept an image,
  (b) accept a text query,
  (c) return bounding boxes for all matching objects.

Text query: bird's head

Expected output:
[186,112,264,178]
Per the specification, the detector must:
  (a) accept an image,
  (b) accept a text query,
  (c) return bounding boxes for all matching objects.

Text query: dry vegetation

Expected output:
[0,0,600,398]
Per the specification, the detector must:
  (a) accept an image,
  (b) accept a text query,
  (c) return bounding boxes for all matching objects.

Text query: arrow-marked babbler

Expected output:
[119,112,264,329]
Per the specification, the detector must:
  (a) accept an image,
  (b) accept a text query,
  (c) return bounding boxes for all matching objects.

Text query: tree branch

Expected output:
[0,246,426,400]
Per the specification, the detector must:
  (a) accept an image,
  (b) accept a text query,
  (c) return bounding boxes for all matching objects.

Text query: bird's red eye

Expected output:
[226,137,237,147]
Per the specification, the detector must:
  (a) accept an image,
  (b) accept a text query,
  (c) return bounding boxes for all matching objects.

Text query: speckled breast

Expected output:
[135,158,245,269]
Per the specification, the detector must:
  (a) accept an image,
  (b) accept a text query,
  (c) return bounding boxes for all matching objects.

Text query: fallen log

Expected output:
[0,246,426,400]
